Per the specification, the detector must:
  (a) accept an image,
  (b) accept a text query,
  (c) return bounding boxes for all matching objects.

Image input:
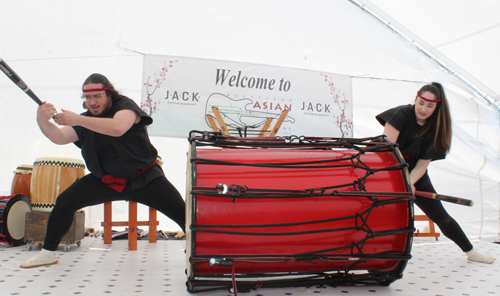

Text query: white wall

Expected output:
[0,0,498,237]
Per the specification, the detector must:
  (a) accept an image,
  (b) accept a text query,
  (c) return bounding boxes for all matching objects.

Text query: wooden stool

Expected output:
[414,214,440,240]
[101,201,159,250]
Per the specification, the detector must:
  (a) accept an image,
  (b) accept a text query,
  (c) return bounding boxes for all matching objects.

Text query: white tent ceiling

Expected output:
[369,0,500,100]
[0,0,499,238]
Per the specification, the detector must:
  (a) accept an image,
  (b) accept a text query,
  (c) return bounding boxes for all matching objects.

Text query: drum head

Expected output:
[34,156,85,167]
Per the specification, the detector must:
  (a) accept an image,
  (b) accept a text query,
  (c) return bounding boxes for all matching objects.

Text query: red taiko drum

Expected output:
[185,134,414,293]
[11,164,33,198]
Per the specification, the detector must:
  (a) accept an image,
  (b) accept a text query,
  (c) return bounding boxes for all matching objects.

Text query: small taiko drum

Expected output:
[11,164,33,198]
[31,157,86,212]
[185,134,414,292]
[0,194,31,246]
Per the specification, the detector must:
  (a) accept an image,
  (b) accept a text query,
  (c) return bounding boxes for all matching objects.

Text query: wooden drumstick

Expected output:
[211,107,231,136]
[415,191,473,207]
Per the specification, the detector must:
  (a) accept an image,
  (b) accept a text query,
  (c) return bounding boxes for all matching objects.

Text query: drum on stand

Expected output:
[0,194,32,246]
[31,157,86,212]
[11,164,33,198]
[185,134,414,293]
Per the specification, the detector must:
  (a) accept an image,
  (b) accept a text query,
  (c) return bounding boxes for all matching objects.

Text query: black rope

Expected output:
[190,192,413,261]
[188,132,398,150]
[190,250,411,264]
[191,185,413,200]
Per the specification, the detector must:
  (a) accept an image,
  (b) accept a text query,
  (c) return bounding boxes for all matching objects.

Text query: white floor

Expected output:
[1,235,499,296]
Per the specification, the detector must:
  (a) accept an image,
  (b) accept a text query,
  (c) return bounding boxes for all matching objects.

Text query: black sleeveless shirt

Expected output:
[376,104,445,186]
[72,97,163,189]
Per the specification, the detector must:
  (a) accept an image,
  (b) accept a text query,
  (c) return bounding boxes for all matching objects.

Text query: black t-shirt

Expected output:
[376,104,445,187]
[72,97,163,189]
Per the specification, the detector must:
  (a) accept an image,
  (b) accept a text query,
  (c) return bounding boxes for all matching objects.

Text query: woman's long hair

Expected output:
[415,82,452,155]
[81,73,124,109]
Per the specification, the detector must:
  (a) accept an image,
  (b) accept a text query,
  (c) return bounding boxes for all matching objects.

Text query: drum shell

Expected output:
[11,164,33,198]
[187,146,413,277]
[31,157,86,212]
[0,194,32,246]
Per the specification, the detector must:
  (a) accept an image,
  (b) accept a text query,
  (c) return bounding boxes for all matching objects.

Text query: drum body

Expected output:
[186,136,414,292]
[0,194,31,246]
[11,164,33,198]
[31,157,86,212]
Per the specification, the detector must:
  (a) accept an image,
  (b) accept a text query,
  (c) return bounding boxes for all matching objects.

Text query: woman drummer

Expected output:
[376,82,495,264]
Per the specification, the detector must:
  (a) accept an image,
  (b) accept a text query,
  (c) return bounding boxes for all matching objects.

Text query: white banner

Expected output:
[141,54,353,138]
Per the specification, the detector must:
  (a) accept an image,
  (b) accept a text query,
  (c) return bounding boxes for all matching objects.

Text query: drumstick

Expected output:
[268,110,289,137]
[206,114,219,132]
[211,107,231,136]
[415,191,473,207]
[0,57,43,105]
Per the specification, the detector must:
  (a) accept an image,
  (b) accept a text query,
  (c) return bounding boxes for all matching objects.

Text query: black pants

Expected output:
[414,182,473,252]
[43,174,186,251]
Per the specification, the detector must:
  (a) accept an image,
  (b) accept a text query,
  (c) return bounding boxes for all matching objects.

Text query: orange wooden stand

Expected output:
[207,108,289,137]
[101,201,159,250]
[414,214,440,240]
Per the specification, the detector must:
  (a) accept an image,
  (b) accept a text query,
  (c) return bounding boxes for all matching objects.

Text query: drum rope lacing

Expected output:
[187,134,414,290]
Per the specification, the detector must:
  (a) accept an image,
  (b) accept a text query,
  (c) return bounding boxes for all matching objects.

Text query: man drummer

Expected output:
[21,73,186,268]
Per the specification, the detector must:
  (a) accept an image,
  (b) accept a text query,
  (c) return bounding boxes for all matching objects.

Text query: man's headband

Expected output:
[417,92,441,102]
[82,86,112,92]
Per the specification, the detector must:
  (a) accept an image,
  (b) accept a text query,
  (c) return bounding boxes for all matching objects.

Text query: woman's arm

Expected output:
[383,122,400,143]
[409,159,432,192]
[383,122,431,192]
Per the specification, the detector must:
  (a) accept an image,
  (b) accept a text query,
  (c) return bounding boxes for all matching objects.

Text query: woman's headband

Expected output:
[417,92,441,102]
[82,86,112,92]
